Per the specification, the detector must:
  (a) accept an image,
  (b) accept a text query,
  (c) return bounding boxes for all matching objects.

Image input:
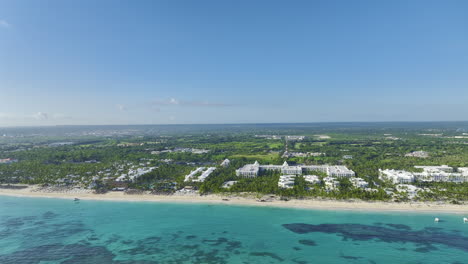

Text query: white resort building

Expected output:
[115,167,157,182]
[414,165,453,173]
[220,159,230,167]
[184,167,216,182]
[405,151,430,158]
[323,176,340,191]
[278,175,321,189]
[278,175,296,189]
[235,161,355,178]
[350,177,368,188]
[221,181,237,188]
[396,184,422,199]
[380,165,468,183]
[235,161,260,178]
[304,175,321,184]
[379,169,416,184]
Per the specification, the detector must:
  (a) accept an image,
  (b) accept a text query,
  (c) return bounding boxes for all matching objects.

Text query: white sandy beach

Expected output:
[1,185,467,214]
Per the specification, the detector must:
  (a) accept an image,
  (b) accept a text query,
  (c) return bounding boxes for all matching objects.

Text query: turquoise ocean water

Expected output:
[1,196,468,264]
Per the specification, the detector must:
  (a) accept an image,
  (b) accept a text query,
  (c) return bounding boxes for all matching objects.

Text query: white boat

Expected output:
[434,218,440,222]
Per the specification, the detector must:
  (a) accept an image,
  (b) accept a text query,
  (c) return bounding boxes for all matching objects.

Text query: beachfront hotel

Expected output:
[350,177,369,188]
[379,165,468,183]
[115,167,157,182]
[184,167,216,182]
[379,169,415,184]
[235,161,355,178]
[304,175,321,184]
[278,175,296,189]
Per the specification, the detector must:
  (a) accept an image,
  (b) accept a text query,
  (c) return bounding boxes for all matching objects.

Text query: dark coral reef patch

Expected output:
[283,223,468,252]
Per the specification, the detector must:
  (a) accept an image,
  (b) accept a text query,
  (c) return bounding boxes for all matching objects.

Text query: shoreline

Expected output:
[1,185,467,214]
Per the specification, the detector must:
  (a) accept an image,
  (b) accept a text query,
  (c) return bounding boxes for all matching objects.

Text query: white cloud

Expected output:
[169,98,179,105]
[0,20,11,29]
[32,112,49,120]
[116,104,127,111]
[151,98,236,108]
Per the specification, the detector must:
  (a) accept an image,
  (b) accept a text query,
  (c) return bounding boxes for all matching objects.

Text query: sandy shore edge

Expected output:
[1,185,467,214]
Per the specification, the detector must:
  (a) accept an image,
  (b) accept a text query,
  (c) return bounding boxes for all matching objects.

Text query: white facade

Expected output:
[115,167,156,182]
[184,167,204,182]
[236,161,355,178]
[458,167,468,176]
[415,165,453,173]
[220,159,230,167]
[235,161,260,178]
[185,167,216,182]
[350,177,368,188]
[381,165,468,183]
[303,175,321,184]
[278,175,296,189]
[405,151,429,158]
[379,169,415,184]
[396,184,421,199]
[222,181,237,188]
[327,166,356,178]
[323,176,340,191]
[286,135,306,141]
[281,161,303,175]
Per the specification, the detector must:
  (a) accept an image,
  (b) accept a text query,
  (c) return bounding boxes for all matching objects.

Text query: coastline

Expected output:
[1,185,467,214]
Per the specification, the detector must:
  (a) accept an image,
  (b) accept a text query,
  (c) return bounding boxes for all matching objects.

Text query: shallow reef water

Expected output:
[1,196,468,264]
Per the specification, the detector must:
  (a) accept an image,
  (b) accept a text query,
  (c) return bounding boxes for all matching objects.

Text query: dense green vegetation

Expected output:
[1,123,468,202]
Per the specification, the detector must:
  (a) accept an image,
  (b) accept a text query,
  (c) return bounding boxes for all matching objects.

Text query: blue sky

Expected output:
[1,0,467,126]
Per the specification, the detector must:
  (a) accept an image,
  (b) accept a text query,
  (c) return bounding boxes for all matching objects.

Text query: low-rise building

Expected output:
[396,184,421,199]
[323,176,340,191]
[152,148,210,155]
[220,159,230,167]
[278,175,296,189]
[405,151,429,158]
[380,165,468,183]
[185,167,216,182]
[415,165,453,173]
[350,177,368,188]
[379,169,415,184]
[458,167,468,176]
[254,135,282,140]
[303,175,321,184]
[0,158,18,164]
[115,167,156,182]
[285,135,306,141]
[222,181,237,188]
[282,152,325,158]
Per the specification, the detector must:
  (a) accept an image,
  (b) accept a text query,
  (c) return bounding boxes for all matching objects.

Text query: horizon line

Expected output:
[1,120,468,129]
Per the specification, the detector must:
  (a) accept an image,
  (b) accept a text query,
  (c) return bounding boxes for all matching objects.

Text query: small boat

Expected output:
[74,198,80,201]
[464,217,468,223]
[434,218,440,222]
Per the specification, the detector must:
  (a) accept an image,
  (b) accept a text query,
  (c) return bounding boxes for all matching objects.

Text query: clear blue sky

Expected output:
[1,0,467,126]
